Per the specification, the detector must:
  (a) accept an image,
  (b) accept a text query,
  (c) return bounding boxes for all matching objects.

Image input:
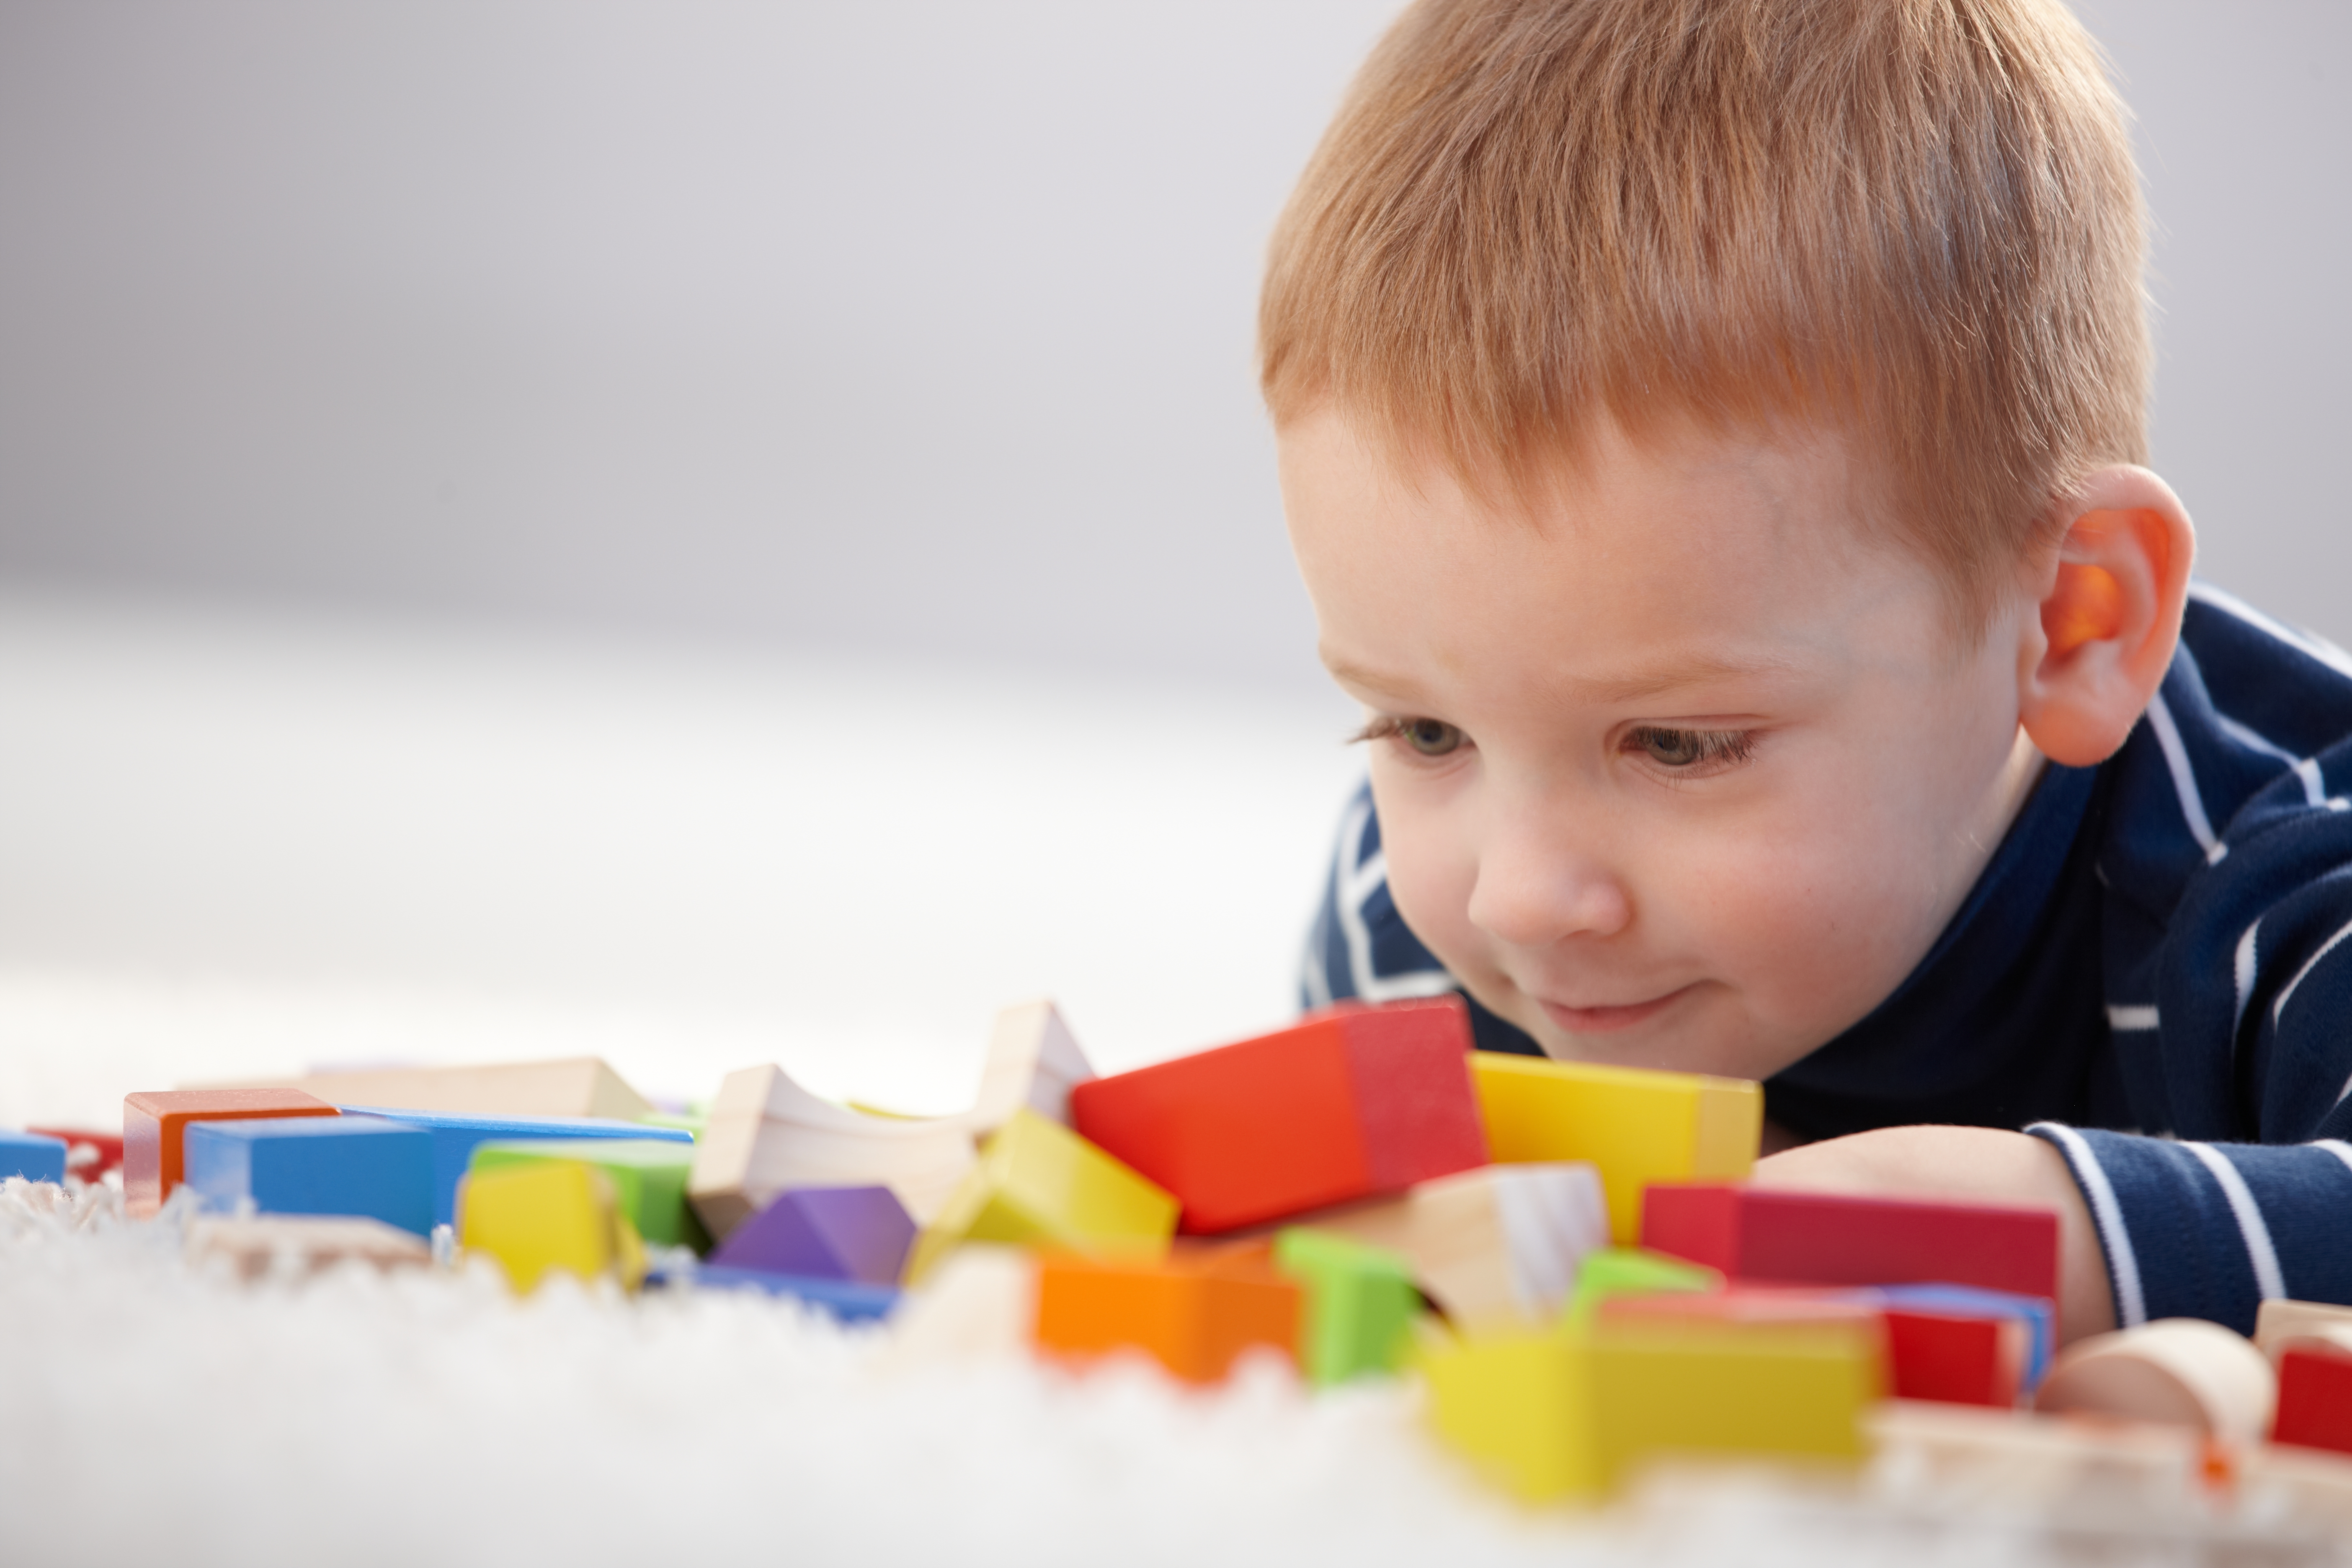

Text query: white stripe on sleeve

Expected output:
[2145,691,2226,864]
[2190,582,2352,685]
[2211,710,2335,808]
[2233,919,2261,1036]
[2313,1140,2352,1180]
[2273,913,2352,1029]
[2179,1141,2287,1303]
[2106,1004,2159,1032]
[2028,1122,2148,1328]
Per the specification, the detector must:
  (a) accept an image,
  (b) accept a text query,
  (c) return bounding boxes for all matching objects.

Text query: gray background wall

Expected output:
[0,1,2344,696]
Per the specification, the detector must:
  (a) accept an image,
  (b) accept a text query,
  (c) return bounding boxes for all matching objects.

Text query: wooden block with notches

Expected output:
[185,1214,432,1279]
[123,1089,340,1218]
[1069,996,1488,1234]
[1470,1053,1759,1243]
[1032,1242,1301,1385]
[1640,1183,2061,1299]
[1290,1162,1609,1328]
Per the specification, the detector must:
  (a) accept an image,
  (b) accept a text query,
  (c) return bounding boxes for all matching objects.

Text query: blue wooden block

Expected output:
[338,1106,692,1229]
[184,1117,435,1236]
[0,1130,68,1184]
[694,1264,900,1322]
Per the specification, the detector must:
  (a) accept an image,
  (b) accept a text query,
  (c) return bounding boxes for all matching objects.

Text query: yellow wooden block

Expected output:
[905,1108,1177,1284]
[1421,1316,1877,1501]
[1470,1054,1761,1242]
[458,1160,647,1294]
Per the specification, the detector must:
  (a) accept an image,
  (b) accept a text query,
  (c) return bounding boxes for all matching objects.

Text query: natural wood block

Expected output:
[2036,1319,2276,1447]
[184,1214,432,1279]
[458,1160,647,1294]
[904,1109,1177,1284]
[202,1057,653,1122]
[2255,1298,2352,1367]
[1070,997,1487,1235]
[123,1089,340,1218]
[1422,1315,1878,1501]
[1470,1054,1759,1242]
[1299,1163,1609,1328]
[1642,1183,2061,1298]
[1032,1244,1301,1385]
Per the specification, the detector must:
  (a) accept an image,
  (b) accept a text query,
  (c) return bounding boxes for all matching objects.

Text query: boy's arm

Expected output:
[1751,1125,2116,1346]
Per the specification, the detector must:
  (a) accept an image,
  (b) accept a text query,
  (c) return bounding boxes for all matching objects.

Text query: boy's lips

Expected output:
[1534,983,1698,1034]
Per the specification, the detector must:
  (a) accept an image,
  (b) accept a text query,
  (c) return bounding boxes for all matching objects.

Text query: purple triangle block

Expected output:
[712,1184,916,1285]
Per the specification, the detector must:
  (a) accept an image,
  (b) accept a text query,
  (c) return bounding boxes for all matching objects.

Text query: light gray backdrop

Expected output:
[0,1,2343,698]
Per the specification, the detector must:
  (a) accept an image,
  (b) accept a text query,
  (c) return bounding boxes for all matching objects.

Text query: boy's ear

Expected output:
[2016,466,2195,769]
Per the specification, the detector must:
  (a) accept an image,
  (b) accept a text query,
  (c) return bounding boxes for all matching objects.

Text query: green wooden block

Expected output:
[1274,1227,1421,1386]
[636,1109,707,1140]
[1564,1246,1721,1326]
[469,1139,706,1251]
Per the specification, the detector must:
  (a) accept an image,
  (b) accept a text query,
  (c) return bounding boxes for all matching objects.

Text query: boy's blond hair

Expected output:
[1261,0,2148,625]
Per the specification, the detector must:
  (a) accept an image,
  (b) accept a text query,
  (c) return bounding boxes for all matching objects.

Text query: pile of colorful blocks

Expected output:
[5,995,2349,1504]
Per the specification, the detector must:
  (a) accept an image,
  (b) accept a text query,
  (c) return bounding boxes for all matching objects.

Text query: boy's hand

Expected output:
[1750,1124,2115,1346]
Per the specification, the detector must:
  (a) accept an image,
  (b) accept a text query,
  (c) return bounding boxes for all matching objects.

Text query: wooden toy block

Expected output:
[692,1265,900,1322]
[1421,1315,1878,1501]
[1470,1054,1759,1242]
[1032,1244,1301,1384]
[905,1109,1177,1284]
[469,1138,701,1249]
[123,1088,340,1217]
[458,1159,647,1294]
[184,1214,432,1279]
[1641,1182,2061,1298]
[688,1062,982,1240]
[183,1116,436,1236]
[2272,1343,2352,1456]
[1068,995,1486,1234]
[25,1126,119,1181]
[2255,1298,2352,1366]
[2035,1318,2277,1447]
[1565,1246,1723,1326]
[205,1056,653,1121]
[710,1185,916,1285]
[1880,1309,2022,1407]
[1302,1163,1609,1328]
[955,998,1097,1131]
[338,1106,692,1231]
[0,1130,67,1184]
[882,1245,1037,1369]
[1274,1227,1421,1385]
[1872,1283,2054,1395]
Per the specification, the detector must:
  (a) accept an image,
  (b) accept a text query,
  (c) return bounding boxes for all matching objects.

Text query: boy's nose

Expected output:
[1463,805,1634,949]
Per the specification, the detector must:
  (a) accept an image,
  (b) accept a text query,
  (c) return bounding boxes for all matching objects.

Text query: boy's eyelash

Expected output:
[1349,717,1403,745]
[1623,726,1758,769]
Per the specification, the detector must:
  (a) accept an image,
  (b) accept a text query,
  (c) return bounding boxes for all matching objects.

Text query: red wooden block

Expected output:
[28,1127,124,1181]
[1069,996,1486,1234]
[1882,1308,2023,1408]
[122,1089,339,1217]
[2273,1345,2352,1456]
[1640,1184,2060,1300]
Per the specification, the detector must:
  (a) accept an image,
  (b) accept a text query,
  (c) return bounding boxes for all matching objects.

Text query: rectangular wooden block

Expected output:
[1871,1283,2053,1395]
[469,1138,701,1249]
[2256,1298,2352,1366]
[709,1185,916,1285]
[123,1089,340,1217]
[339,1106,692,1231]
[1470,1054,1759,1243]
[1565,1246,1724,1325]
[1640,1183,2061,1298]
[1422,1315,1879,1501]
[693,1265,900,1322]
[2273,1344,2352,1456]
[1069,996,1486,1234]
[458,1160,646,1294]
[1274,1227,1421,1385]
[1033,1245,1301,1384]
[0,1130,67,1185]
[906,1109,1177,1283]
[183,1116,436,1236]
[1298,1163,1609,1329]
[184,1214,432,1279]
[208,1057,653,1122]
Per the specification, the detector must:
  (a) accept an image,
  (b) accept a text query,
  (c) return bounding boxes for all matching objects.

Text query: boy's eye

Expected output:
[1625,726,1755,771]
[1352,715,1467,757]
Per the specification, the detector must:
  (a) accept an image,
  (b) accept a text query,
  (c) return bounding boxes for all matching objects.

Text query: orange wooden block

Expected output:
[1033,1243,1302,1384]
[123,1088,340,1217]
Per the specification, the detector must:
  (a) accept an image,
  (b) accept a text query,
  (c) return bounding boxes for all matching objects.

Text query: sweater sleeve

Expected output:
[2029,621,2352,1334]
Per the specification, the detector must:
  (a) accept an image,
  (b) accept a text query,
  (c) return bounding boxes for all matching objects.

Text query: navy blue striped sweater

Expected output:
[1304,583,2352,1334]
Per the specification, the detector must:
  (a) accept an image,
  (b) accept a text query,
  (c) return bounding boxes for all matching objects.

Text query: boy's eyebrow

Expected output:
[1323,650,1800,707]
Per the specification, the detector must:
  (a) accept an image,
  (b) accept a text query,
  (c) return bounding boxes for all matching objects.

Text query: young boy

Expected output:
[1269,0,2352,1348]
